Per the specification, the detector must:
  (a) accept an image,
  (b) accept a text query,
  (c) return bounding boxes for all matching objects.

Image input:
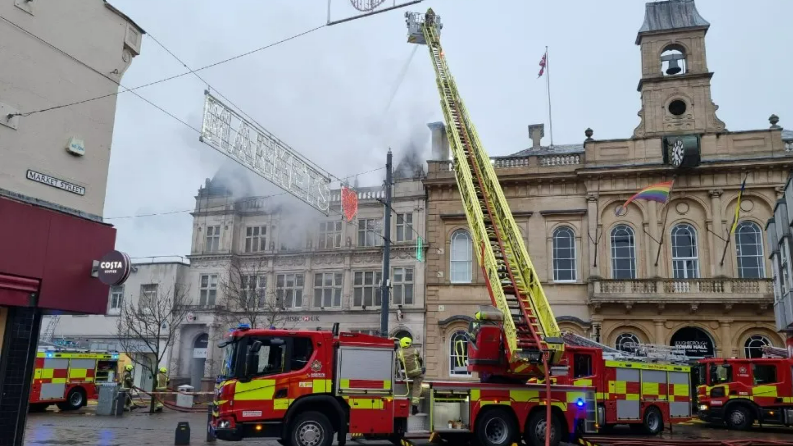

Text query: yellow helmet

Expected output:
[399,337,412,349]
[125,364,133,371]
[159,367,167,373]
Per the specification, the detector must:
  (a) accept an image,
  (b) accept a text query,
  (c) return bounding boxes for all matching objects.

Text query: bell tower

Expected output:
[633,0,726,140]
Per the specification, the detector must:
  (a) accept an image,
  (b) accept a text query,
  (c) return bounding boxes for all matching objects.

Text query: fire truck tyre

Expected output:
[57,388,86,411]
[290,411,334,446]
[526,411,561,446]
[642,407,664,435]
[475,409,517,446]
[725,405,753,431]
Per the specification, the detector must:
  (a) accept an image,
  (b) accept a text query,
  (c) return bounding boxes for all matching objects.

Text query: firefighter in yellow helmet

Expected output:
[397,337,424,414]
[122,364,134,411]
[155,367,169,412]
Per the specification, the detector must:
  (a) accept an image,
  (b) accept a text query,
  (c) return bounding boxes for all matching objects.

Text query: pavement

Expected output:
[22,405,793,446]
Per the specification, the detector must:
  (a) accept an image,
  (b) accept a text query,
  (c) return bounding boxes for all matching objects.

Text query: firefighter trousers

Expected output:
[155,388,165,411]
[409,374,424,407]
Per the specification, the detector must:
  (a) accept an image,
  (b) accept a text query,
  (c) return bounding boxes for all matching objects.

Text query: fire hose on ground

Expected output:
[129,385,213,413]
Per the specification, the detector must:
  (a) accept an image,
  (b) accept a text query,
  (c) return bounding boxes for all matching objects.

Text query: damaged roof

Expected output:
[510,143,584,158]
[637,0,709,44]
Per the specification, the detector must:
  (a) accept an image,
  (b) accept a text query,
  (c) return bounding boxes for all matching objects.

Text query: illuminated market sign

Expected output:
[199,91,332,215]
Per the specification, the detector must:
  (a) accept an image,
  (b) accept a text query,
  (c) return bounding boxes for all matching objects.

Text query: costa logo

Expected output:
[96,250,131,286]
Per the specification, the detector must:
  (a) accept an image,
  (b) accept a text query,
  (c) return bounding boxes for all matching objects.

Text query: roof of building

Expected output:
[637,0,709,44]
[510,143,584,157]
[783,129,793,141]
[104,1,145,34]
[201,161,261,197]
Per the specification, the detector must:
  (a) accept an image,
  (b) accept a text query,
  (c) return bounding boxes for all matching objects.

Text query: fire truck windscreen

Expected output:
[219,340,238,380]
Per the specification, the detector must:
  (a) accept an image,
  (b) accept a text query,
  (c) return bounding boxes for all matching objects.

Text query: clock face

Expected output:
[671,139,685,167]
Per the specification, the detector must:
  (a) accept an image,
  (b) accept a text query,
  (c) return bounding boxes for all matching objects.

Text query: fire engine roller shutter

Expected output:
[642,370,668,401]
[335,347,394,394]
[615,368,640,420]
[39,358,69,400]
[668,371,691,417]
[69,359,97,382]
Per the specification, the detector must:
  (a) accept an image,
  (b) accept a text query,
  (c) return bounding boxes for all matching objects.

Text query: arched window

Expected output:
[450,230,472,283]
[661,45,687,76]
[393,329,412,342]
[611,225,637,279]
[553,226,576,282]
[735,221,765,279]
[615,333,640,352]
[744,335,772,359]
[449,331,470,376]
[671,224,700,279]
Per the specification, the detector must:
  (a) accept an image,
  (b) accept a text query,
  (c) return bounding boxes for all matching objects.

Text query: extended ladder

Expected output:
[562,332,690,365]
[407,9,563,374]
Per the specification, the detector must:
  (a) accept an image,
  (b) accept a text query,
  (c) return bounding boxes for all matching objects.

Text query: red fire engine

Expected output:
[29,347,119,412]
[696,356,793,429]
[211,324,596,446]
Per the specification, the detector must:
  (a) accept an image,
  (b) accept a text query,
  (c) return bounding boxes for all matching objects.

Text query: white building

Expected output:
[46,259,189,390]
[170,159,428,391]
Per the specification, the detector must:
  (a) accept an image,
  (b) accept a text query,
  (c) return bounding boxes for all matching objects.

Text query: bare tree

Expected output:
[117,284,190,413]
[217,257,289,330]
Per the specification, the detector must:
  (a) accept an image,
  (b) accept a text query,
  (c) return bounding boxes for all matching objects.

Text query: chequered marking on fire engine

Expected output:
[233,379,276,401]
[578,438,599,446]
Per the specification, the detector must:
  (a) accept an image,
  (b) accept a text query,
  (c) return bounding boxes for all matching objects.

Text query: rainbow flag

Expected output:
[617,180,674,215]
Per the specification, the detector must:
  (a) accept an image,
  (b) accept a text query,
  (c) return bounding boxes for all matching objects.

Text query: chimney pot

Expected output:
[529,124,545,149]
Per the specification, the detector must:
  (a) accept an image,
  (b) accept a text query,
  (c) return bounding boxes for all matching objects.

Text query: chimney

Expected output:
[529,124,545,150]
[428,122,450,160]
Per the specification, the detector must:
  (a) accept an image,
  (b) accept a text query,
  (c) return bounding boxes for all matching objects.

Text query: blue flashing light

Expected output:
[112,354,119,360]
[46,352,54,358]
[576,398,585,408]
[237,323,251,330]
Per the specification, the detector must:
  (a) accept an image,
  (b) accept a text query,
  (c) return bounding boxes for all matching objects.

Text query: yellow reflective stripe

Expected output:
[69,369,87,379]
[349,398,385,410]
[614,381,626,394]
[41,369,54,379]
[673,384,689,396]
[470,389,480,401]
[566,392,587,403]
[642,382,659,395]
[34,369,42,379]
[340,379,350,389]
[752,385,778,397]
[84,378,94,383]
[36,353,113,359]
[273,398,291,410]
[625,394,640,401]
[596,392,608,400]
[574,378,593,386]
[383,380,392,390]
[51,378,67,384]
[234,379,276,401]
[480,401,511,407]
[605,360,690,372]
[510,389,540,402]
[312,379,331,393]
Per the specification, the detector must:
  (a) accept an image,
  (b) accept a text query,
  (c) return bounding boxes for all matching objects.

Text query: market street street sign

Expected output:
[199,91,332,215]
[26,169,85,196]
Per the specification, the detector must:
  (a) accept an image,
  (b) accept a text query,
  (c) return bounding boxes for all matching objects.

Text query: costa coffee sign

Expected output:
[97,250,131,286]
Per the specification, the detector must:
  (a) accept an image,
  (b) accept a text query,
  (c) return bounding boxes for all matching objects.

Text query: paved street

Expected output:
[23,406,793,446]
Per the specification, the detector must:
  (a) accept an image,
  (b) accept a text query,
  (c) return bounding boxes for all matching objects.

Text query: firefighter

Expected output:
[154,367,169,412]
[397,337,424,415]
[122,364,134,411]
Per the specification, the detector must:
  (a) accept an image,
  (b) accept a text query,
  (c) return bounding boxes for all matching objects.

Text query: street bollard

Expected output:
[206,404,216,443]
[175,421,190,445]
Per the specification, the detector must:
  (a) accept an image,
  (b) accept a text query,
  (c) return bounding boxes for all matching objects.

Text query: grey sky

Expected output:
[104,0,793,259]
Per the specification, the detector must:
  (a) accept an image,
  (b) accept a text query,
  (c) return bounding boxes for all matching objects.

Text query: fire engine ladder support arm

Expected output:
[411,9,563,371]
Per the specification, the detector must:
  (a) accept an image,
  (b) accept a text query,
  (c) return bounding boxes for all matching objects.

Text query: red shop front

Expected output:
[0,195,117,445]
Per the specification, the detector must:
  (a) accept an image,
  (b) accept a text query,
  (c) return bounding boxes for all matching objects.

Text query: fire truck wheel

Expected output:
[526,411,561,446]
[642,407,663,435]
[57,388,86,411]
[475,409,517,446]
[290,411,334,446]
[725,405,753,431]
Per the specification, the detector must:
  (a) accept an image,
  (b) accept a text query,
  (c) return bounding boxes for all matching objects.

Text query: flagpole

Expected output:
[545,46,554,147]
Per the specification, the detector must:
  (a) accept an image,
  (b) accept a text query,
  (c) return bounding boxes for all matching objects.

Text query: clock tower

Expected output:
[633,0,726,168]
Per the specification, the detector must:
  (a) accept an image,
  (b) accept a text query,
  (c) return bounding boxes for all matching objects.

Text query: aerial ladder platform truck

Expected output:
[209,9,597,446]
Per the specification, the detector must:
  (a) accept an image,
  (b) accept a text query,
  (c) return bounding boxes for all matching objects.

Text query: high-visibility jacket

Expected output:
[122,370,134,389]
[157,372,169,390]
[398,346,423,379]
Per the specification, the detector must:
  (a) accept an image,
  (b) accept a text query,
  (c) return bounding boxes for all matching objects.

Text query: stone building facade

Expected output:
[171,161,427,389]
[422,0,793,380]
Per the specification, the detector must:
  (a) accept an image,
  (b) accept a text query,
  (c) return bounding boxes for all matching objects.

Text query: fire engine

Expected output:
[211,323,596,446]
[695,356,793,429]
[210,7,689,446]
[29,347,120,412]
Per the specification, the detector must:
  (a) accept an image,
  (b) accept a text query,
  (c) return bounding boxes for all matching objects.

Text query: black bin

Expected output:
[175,422,190,445]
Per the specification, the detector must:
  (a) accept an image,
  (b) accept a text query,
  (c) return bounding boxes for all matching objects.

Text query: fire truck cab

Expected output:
[696,357,793,429]
[211,324,597,446]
